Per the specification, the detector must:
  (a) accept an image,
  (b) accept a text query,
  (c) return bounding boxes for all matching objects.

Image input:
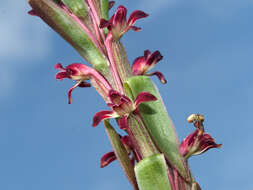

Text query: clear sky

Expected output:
[1,0,252,189]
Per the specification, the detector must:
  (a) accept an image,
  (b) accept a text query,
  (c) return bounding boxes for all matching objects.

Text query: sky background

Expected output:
[0,0,252,189]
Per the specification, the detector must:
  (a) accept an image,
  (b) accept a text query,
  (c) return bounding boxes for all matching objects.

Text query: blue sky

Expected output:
[1,0,252,189]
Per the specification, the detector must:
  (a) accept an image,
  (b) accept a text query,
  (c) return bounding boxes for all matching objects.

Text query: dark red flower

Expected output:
[54,63,112,104]
[180,129,222,159]
[132,50,167,84]
[180,114,221,159]
[100,5,148,39]
[92,90,157,127]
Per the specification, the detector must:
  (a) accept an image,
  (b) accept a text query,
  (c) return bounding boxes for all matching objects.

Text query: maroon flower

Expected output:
[54,63,112,104]
[100,5,148,39]
[132,50,167,84]
[180,129,222,159]
[92,90,157,128]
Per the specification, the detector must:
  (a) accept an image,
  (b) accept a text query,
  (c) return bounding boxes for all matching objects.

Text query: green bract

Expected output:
[125,76,189,180]
[135,154,172,190]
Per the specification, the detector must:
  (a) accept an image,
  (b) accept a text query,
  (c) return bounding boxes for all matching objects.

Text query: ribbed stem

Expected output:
[127,113,159,159]
[104,35,124,93]
[112,40,133,82]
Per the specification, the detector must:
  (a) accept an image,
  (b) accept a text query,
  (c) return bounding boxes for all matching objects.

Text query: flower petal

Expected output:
[78,81,91,87]
[132,56,147,75]
[131,50,163,76]
[100,151,117,168]
[146,50,163,68]
[144,50,151,58]
[121,135,132,148]
[134,92,157,107]
[99,18,110,29]
[118,116,128,130]
[109,1,115,10]
[179,130,198,157]
[67,81,83,104]
[147,71,167,84]
[113,6,127,27]
[108,90,122,104]
[55,72,68,80]
[198,133,222,155]
[92,110,117,127]
[127,10,149,27]
[54,63,65,71]
[130,26,141,32]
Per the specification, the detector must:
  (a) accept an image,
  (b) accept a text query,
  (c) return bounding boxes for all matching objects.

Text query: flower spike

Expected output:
[132,50,167,84]
[92,90,157,127]
[54,63,112,104]
[100,5,148,39]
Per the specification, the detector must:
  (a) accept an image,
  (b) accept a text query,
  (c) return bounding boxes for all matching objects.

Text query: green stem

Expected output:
[104,120,139,190]
[112,40,133,82]
[127,113,159,159]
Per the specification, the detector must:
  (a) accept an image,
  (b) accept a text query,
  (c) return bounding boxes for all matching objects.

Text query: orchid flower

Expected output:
[180,114,222,159]
[132,50,167,84]
[92,90,157,129]
[54,63,112,104]
[100,5,148,40]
